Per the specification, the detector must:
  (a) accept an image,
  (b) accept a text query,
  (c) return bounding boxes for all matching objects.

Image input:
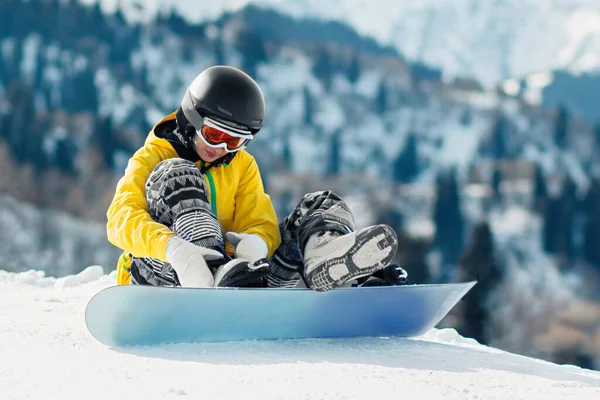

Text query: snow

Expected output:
[404,216,435,239]
[526,72,555,89]
[2,267,600,400]
[20,34,42,85]
[314,97,345,135]
[502,79,521,96]
[489,206,539,238]
[560,9,600,72]
[354,70,384,99]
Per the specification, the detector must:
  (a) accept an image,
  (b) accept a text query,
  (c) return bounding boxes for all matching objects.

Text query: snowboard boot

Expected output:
[303,224,398,292]
[357,264,409,287]
[213,258,270,288]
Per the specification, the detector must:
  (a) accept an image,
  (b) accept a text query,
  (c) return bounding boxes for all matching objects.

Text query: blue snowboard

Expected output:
[85,282,475,347]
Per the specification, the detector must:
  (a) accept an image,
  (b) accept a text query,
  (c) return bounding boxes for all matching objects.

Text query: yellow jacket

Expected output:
[106,112,281,285]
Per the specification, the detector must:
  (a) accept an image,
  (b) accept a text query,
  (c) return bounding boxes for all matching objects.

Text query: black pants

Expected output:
[130,158,355,287]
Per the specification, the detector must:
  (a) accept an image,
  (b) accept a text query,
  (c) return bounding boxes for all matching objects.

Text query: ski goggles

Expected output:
[196,117,254,152]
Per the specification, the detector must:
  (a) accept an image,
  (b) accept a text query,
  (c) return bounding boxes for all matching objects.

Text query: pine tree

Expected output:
[433,168,465,267]
[532,163,548,213]
[395,232,431,285]
[377,208,404,234]
[236,30,267,79]
[113,0,127,26]
[260,168,269,194]
[0,0,12,38]
[281,135,293,171]
[11,0,28,39]
[457,222,503,345]
[303,86,313,126]
[375,79,388,114]
[542,196,561,254]
[0,46,7,85]
[491,167,503,200]
[88,1,106,41]
[70,66,98,113]
[326,131,342,177]
[542,175,577,263]
[55,139,77,176]
[92,116,117,169]
[0,112,11,142]
[24,115,48,173]
[347,53,360,85]
[582,179,600,269]
[45,0,61,42]
[491,114,507,159]
[313,49,334,91]
[11,37,24,79]
[460,108,472,126]
[214,37,226,65]
[166,7,187,36]
[57,0,80,47]
[278,189,294,219]
[554,105,569,147]
[559,175,577,262]
[392,133,419,184]
[33,44,46,89]
[8,82,35,163]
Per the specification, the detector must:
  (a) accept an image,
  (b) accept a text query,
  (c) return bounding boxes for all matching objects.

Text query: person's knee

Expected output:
[148,158,206,191]
[151,158,203,182]
[155,158,197,170]
[299,190,344,205]
[146,158,210,216]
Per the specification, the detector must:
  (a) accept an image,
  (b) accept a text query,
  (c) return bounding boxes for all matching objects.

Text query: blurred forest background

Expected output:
[1,0,600,370]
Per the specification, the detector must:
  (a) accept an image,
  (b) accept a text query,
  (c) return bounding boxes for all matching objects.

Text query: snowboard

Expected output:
[85,282,475,347]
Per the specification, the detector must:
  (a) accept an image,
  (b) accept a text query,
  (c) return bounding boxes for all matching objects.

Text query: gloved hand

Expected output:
[165,236,224,288]
[225,231,268,264]
[213,258,270,288]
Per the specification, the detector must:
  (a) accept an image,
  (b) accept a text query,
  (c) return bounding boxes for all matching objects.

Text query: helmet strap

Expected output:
[199,152,236,174]
[176,108,197,147]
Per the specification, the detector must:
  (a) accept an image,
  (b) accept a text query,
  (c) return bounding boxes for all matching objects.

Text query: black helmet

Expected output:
[181,65,265,135]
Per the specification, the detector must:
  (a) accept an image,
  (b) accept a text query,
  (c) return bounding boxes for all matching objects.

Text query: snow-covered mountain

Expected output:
[1,268,600,400]
[92,0,600,87]
[504,70,600,124]
[265,0,600,86]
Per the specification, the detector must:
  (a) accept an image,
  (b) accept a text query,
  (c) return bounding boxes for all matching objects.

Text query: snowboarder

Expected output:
[106,65,404,291]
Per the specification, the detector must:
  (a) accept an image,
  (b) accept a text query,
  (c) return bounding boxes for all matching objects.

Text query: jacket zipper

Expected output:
[205,170,218,216]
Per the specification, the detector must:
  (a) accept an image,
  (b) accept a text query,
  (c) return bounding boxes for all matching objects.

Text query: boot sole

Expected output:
[305,225,398,292]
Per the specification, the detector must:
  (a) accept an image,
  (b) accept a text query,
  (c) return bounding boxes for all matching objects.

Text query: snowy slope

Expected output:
[2,267,600,400]
[89,0,600,87]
